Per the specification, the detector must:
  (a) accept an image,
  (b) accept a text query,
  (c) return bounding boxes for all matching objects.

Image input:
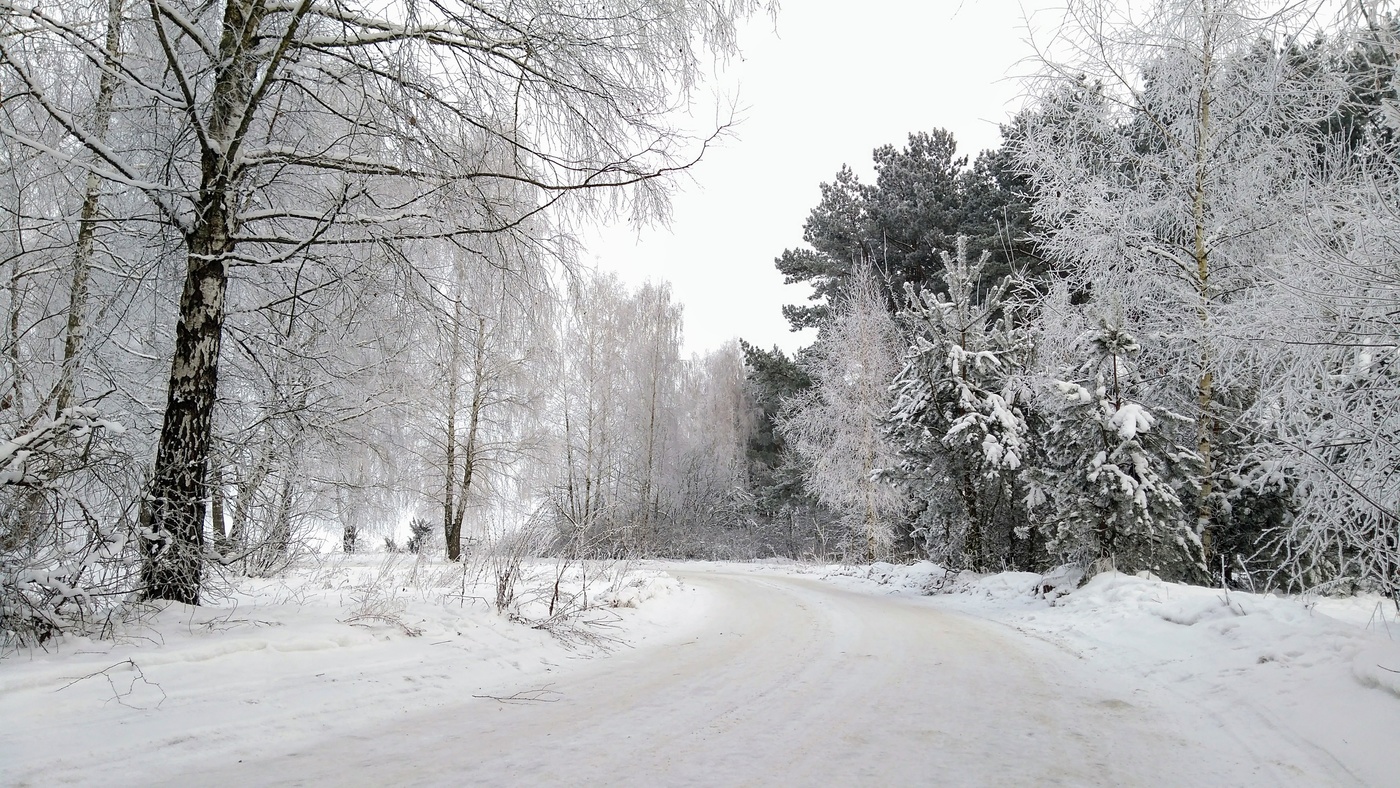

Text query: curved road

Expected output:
[184,569,1350,786]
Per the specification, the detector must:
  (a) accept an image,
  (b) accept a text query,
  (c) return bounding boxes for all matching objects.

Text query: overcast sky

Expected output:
[583,1,1063,356]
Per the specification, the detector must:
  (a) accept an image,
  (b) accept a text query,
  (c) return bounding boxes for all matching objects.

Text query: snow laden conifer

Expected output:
[1028,315,1202,578]
[778,267,906,561]
[887,236,1032,568]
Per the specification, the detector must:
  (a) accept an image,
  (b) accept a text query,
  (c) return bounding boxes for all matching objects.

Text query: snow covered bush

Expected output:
[1,408,140,646]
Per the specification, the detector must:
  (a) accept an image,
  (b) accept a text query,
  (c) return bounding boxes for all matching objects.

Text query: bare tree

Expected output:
[0,0,767,602]
[780,267,906,561]
[437,240,554,562]
[543,273,686,556]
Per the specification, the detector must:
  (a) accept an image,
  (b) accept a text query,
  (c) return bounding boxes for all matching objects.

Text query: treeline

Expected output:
[740,1,1400,598]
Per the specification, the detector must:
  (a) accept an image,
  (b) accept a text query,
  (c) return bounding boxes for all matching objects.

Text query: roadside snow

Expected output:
[769,560,1400,786]
[5,555,1399,786]
[0,553,689,786]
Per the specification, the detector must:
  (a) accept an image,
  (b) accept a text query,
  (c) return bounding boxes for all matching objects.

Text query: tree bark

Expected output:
[1190,6,1218,571]
[443,292,461,560]
[139,235,228,603]
[448,316,487,561]
[54,0,124,414]
[210,462,227,552]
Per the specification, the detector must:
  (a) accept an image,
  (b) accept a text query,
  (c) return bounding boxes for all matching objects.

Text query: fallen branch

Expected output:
[472,685,562,704]
[54,659,166,710]
[340,612,423,637]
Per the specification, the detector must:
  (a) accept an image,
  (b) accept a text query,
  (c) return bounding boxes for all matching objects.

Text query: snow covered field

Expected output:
[3,557,1399,786]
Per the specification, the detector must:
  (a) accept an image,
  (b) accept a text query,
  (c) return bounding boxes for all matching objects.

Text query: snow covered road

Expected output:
[151,568,1357,786]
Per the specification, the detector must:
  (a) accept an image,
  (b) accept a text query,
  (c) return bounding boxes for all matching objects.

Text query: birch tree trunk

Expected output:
[139,232,230,602]
[140,0,279,603]
[442,289,462,560]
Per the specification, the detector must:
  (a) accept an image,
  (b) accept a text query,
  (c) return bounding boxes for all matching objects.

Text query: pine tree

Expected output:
[738,341,817,521]
[887,236,1033,568]
[1028,315,1201,577]
[777,130,1037,332]
[406,518,434,555]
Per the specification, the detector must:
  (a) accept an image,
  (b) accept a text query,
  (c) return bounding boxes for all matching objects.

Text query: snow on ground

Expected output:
[0,553,690,786]
[749,559,1400,786]
[5,555,1400,786]
[46,563,1352,786]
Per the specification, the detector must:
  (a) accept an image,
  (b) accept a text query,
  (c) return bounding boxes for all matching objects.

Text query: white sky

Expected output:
[583,1,1065,356]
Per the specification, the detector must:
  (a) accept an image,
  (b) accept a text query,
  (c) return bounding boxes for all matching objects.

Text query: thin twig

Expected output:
[472,684,562,704]
[54,659,166,710]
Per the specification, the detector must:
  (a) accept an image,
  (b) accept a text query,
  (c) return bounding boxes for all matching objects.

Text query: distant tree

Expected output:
[544,274,685,557]
[738,340,814,519]
[662,342,762,558]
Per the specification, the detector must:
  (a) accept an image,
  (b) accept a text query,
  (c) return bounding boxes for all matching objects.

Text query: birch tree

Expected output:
[543,273,686,556]
[623,282,683,552]
[436,241,554,562]
[665,342,759,555]
[549,273,630,552]
[780,267,906,561]
[1017,0,1344,572]
[0,0,766,602]
[1249,146,1400,597]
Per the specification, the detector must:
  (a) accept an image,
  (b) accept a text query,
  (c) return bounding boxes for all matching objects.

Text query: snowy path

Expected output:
[149,569,1354,786]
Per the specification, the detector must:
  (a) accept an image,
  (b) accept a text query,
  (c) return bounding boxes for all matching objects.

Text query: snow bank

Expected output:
[792,560,1400,786]
[947,570,1044,600]
[596,570,678,608]
[764,560,952,593]
[0,553,691,785]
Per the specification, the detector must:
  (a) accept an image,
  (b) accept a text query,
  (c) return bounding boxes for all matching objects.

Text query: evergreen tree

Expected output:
[777,130,1037,333]
[887,237,1033,569]
[737,341,832,550]
[1028,315,1201,577]
[405,518,434,555]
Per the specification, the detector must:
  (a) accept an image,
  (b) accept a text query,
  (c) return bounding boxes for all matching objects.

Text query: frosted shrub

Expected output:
[0,409,139,646]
